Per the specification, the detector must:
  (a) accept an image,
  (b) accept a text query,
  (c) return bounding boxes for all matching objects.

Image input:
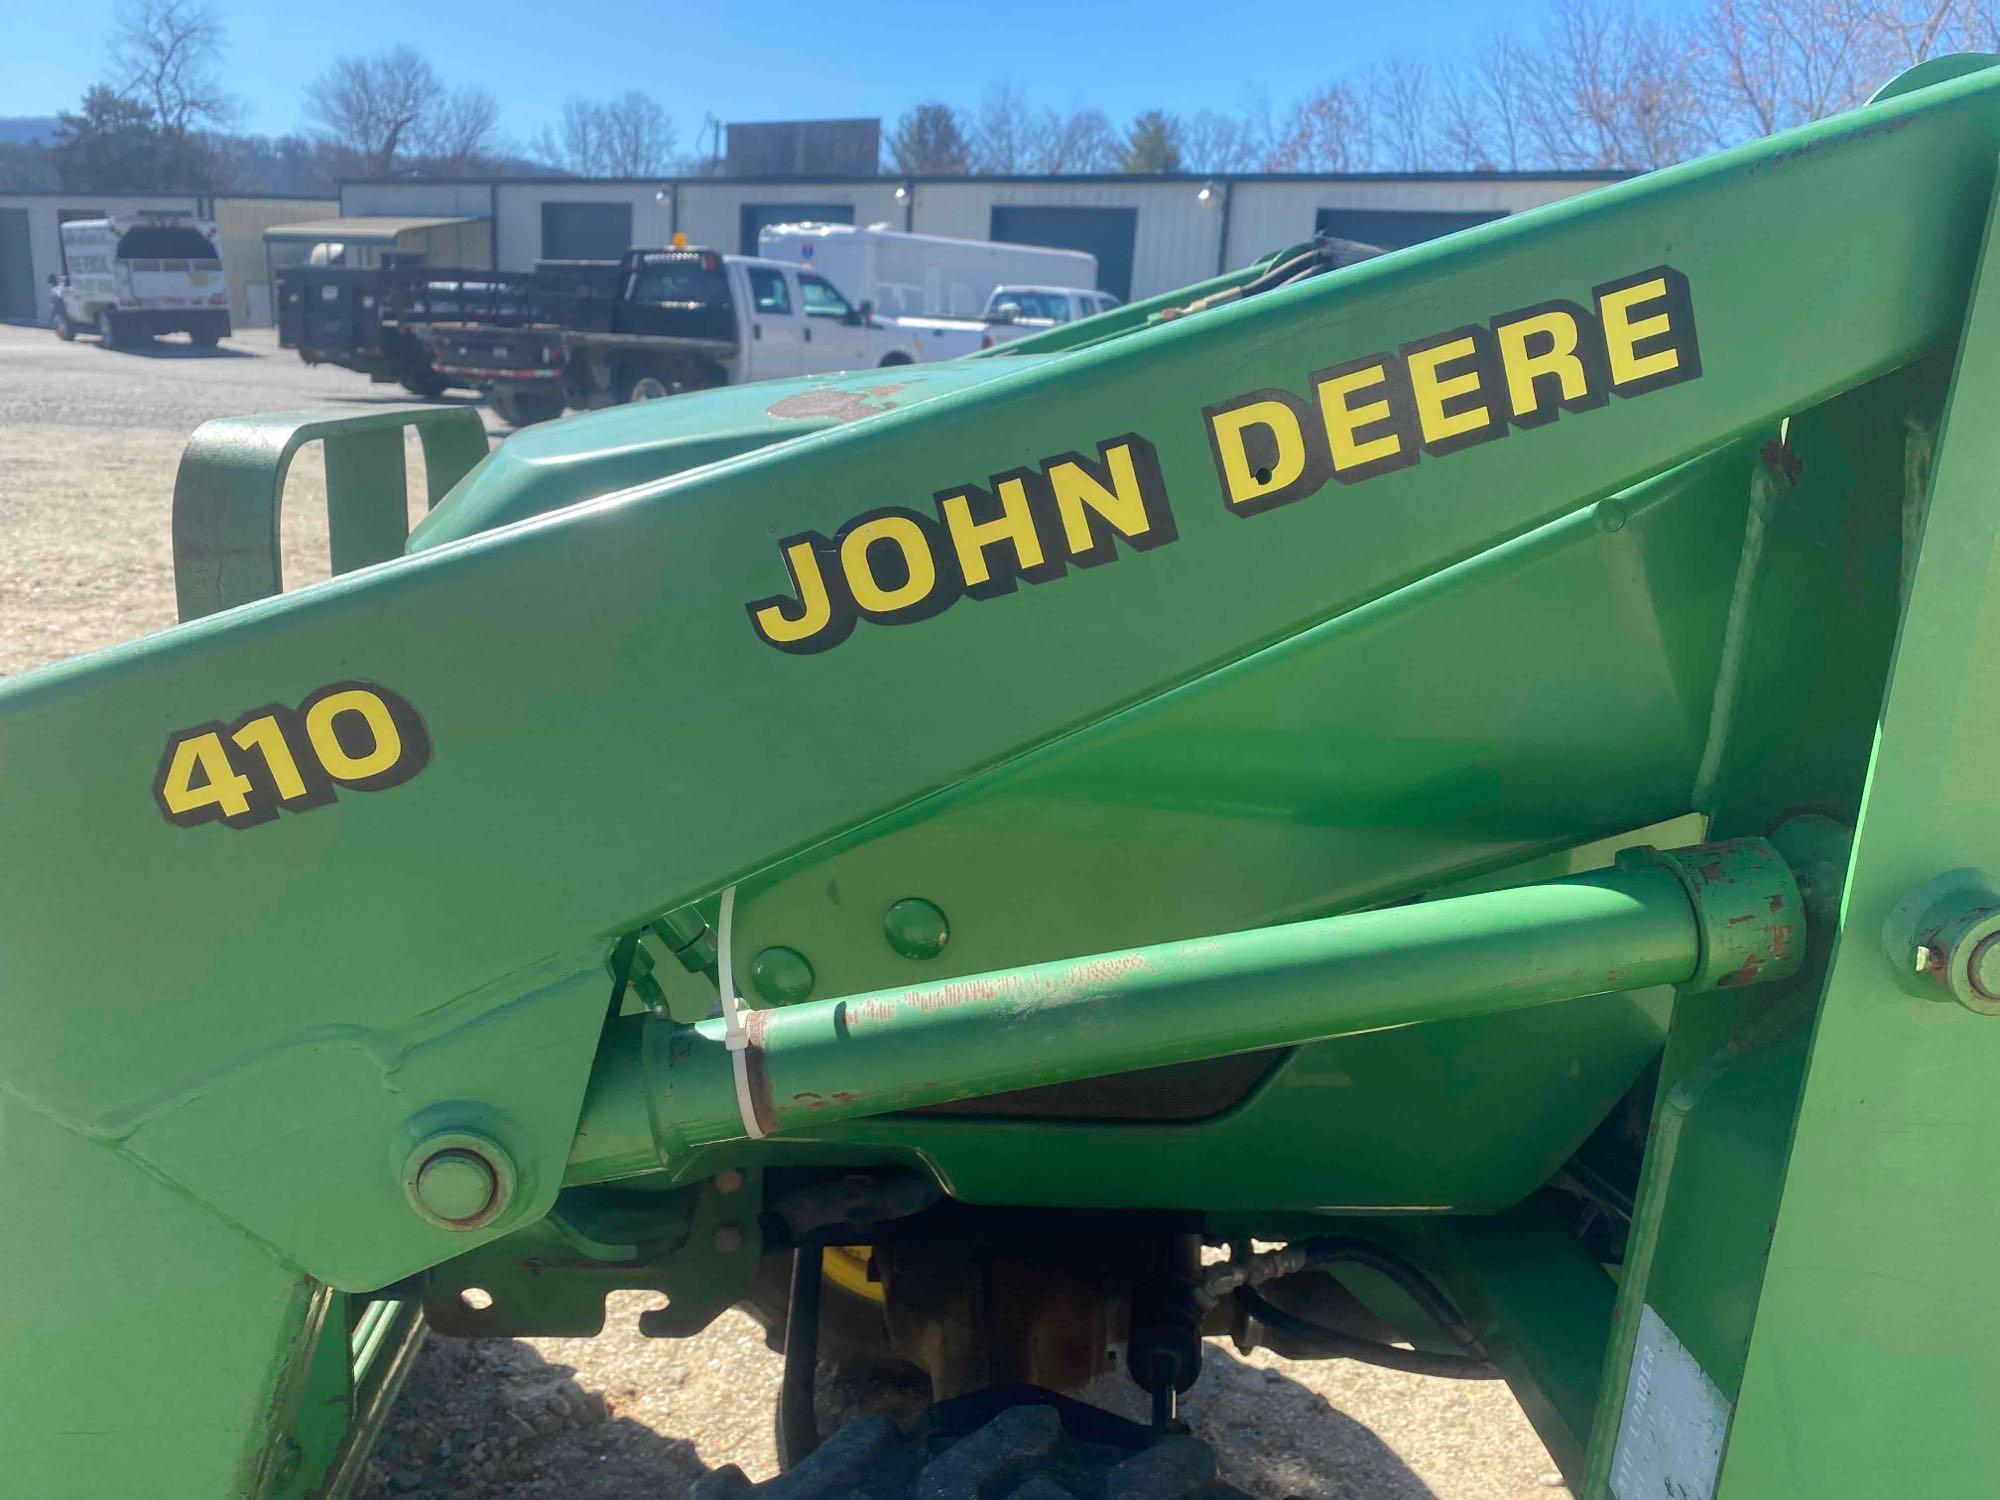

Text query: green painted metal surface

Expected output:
[1712,149,2000,1498]
[9,56,2000,1497]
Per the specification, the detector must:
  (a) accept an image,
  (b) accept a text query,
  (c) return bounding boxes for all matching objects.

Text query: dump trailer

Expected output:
[13,52,2000,1500]
[274,264,522,397]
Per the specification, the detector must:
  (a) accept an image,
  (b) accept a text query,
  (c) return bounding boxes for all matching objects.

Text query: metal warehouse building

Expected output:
[326,168,1623,303]
[0,192,336,326]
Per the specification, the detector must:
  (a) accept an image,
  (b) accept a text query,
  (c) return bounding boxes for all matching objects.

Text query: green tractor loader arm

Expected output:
[12,54,2000,1498]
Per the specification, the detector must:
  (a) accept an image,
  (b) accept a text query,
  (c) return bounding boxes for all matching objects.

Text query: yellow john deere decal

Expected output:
[746,266,1701,653]
[153,681,431,830]
[748,435,1175,654]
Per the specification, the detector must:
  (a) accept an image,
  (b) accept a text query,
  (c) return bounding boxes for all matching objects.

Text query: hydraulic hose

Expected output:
[1225,1237,1497,1381]
[1237,1288,1496,1381]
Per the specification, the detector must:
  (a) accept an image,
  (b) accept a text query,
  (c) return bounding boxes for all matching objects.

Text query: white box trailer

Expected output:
[51,213,231,347]
[757,222,1097,360]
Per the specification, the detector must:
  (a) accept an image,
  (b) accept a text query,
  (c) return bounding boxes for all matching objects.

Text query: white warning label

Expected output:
[1609,1304,1730,1500]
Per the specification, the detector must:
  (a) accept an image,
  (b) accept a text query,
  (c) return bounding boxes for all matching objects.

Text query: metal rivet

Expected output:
[713,1223,744,1254]
[750,946,815,1004]
[714,1168,745,1195]
[884,897,950,961]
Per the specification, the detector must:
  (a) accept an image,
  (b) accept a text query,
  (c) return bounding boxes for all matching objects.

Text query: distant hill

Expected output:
[0,116,60,147]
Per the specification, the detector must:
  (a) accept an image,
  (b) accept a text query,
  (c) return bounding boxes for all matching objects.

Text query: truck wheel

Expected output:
[623,372,673,403]
[877,353,914,367]
[97,309,125,348]
[691,1387,1250,1498]
[191,328,222,349]
[400,366,447,399]
[52,311,75,341]
[491,388,566,427]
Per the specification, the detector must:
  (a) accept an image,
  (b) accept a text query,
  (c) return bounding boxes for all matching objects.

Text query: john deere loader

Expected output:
[12,52,2000,1500]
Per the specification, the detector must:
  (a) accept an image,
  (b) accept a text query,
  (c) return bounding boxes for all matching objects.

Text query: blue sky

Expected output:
[1,0,1693,146]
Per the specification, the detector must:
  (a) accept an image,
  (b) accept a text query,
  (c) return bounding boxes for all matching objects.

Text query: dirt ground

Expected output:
[0,320,1572,1499]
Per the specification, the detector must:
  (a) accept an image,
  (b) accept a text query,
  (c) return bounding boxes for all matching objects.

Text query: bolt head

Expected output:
[884,897,950,961]
[713,1223,744,1254]
[750,945,815,1004]
[714,1168,745,1195]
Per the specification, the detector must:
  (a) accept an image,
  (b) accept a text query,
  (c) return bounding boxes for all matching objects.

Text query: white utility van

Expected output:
[758,223,1098,360]
[50,214,231,348]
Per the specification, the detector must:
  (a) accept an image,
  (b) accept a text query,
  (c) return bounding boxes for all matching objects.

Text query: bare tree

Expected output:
[305,46,442,175]
[414,85,502,174]
[1027,107,1117,172]
[537,100,600,175]
[971,82,1034,172]
[107,0,235,139]
[1700,0,1878,139]
[595,92,676,175]
[1437,39,1534,169]
[1870,0,1983,66]
[1182,110,1259,172]
[1263,83,1374,171]
[535,92,676,176]
[1371,58,1437,170]
[1517,0,1710,169]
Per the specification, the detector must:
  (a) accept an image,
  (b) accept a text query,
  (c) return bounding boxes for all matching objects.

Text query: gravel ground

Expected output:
[0,320,1572,1499]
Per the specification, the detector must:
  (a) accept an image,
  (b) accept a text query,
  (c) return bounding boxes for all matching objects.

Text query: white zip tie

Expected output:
[716,885,767,1140]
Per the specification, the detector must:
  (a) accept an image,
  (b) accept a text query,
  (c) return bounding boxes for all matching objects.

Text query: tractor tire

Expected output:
[52,311,75,341]
[689,1386,1251,1499]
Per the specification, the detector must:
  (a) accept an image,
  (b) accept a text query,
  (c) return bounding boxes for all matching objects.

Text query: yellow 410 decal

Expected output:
[153,681,431,830]
[746,266,1701,653]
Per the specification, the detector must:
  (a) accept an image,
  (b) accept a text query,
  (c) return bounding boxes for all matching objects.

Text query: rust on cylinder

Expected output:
[740,1008,781,1137]
[843,953,1155,1031]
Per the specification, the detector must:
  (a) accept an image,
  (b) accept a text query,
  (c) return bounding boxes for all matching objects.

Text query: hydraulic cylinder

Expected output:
[567,839,1803,1182]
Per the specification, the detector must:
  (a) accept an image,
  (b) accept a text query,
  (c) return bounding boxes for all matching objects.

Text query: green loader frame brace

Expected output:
[12,52,2000,1499]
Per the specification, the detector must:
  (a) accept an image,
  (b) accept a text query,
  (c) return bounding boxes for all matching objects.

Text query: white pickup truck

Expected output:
[49,213,231,347]
[408,247,929,424]
[757,223,1104,361]
[974,285,1125,347]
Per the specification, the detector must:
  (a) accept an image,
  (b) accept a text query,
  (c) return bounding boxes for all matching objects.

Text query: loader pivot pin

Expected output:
[401,1131,516,1230]
[417,1152,496,1222]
